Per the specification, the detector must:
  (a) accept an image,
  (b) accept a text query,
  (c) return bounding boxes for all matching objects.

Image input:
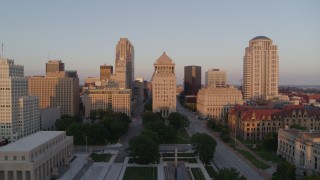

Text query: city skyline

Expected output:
[0,1,319,85]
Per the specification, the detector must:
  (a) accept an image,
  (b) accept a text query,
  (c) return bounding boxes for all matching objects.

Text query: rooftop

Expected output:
[250,36,271,41]
[0,131,65,152]
[155,52,174,65]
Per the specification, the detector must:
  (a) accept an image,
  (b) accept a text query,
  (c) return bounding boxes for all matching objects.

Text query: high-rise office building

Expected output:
[243,36,279,100]
[100,65,113,81]
[152,52,176,117]
[0,58,40,142]
[28,61,79,116]
[205,69,226,87]
[184,66,201,96]
[115,38,134,89]
[46,60,64,74]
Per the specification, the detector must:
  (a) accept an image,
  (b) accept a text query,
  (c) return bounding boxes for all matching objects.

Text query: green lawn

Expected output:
[191,168,206,180]
[237,137,282,163]
[238,149,271,169]
[175,128,191,144]
[89,153,112,162]
[123,167,157,180]
[204,166,216,178]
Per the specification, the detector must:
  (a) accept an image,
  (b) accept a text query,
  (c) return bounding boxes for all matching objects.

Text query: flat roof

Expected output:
[0,131,65,152]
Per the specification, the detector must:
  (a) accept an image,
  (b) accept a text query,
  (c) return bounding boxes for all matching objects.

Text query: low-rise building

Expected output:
[0,131,74,180]
[228,105,320,140]
[197,85,243,122]
[82,88,131,117]
[278,129,320,177]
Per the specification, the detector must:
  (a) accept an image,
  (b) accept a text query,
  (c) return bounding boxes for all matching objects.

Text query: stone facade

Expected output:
[152,52,176,117]
[197,86,243,122]
[82,88,131,117]
[0,131,74,180]
[228,105,320,140]
[278,129,320,177]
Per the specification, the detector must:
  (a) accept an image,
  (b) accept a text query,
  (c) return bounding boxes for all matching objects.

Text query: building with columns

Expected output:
[0,131,74,180]
[278,129,320,177]
[151,52,176,117]
[243,36,279,100]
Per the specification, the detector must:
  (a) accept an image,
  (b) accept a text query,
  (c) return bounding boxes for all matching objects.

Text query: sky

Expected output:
[1,1,319,85]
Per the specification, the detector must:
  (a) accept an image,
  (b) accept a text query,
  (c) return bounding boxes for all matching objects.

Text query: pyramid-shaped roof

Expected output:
[155,52,174,65]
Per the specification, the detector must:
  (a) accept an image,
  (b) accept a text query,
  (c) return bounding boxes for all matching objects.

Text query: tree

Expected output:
[141,129,160,143]
[127,135,160,164]
[213,168,246,180]
[290,124,307,130]
[168,112,189,130]
[66,123,85,145]
[207,118,217,130]
[191,133,217,164]
[263,132,278,150]
[144,120,177,144]
[55,115,75,131]
[142,111,163,125]
[272,161,296,180]
[304,175,320,180]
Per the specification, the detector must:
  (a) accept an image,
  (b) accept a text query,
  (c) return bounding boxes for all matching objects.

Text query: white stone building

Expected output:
[151,52,176,117]
[278,129,320,177]
[0,58,40,142]
[205,68,226,88]
[0,131,74,180]
[197,85,243,122]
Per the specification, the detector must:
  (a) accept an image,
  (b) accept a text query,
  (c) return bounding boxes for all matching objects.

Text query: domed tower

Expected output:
[151,52,176,117]
[243,36,279,100]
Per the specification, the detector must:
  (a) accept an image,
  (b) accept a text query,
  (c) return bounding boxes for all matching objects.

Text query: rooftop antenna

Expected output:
[1,43,3,58]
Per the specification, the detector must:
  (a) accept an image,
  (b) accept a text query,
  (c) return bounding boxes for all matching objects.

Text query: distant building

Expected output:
[82,88,131,117]
[100,65,113,81]
[0,131,74,180]
[278,129,320,177]
[243,36,279,100]
[84,77,100,87]
[184,66,201,96]
[0,58,40,142]
[115,38,134,89]
[45,60,64,74]
[40,107,60,131]
[28,61,79,116]
[152,52,176,117]
[197,86,243,122]
[205,69,226,87]
[228,105,320,140]
[133,78,144,106]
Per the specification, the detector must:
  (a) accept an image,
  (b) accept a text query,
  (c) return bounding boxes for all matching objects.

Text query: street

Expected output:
[176,101,265,180]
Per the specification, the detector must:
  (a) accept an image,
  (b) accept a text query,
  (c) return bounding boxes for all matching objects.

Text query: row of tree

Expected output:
[55,109,131,145]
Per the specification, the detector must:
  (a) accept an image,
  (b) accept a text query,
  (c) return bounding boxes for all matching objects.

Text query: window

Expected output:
[13,156,16,160]
[5,156,8,160]
[22,156,25,160]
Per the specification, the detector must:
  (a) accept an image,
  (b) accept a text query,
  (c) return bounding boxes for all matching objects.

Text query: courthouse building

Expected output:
[0,131,74,180]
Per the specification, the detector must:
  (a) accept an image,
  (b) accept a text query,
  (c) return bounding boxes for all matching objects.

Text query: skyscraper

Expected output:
[115,38,134,89]
[152,52,176,117]
[0,58,40,142]
[243,36,279,100]
[100,65,113,81]
[184,66,201,96]
[28,60,79,116]
[205,69,226,87]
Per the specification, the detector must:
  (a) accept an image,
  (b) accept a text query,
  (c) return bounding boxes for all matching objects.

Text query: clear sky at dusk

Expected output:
[1,1,319,85]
